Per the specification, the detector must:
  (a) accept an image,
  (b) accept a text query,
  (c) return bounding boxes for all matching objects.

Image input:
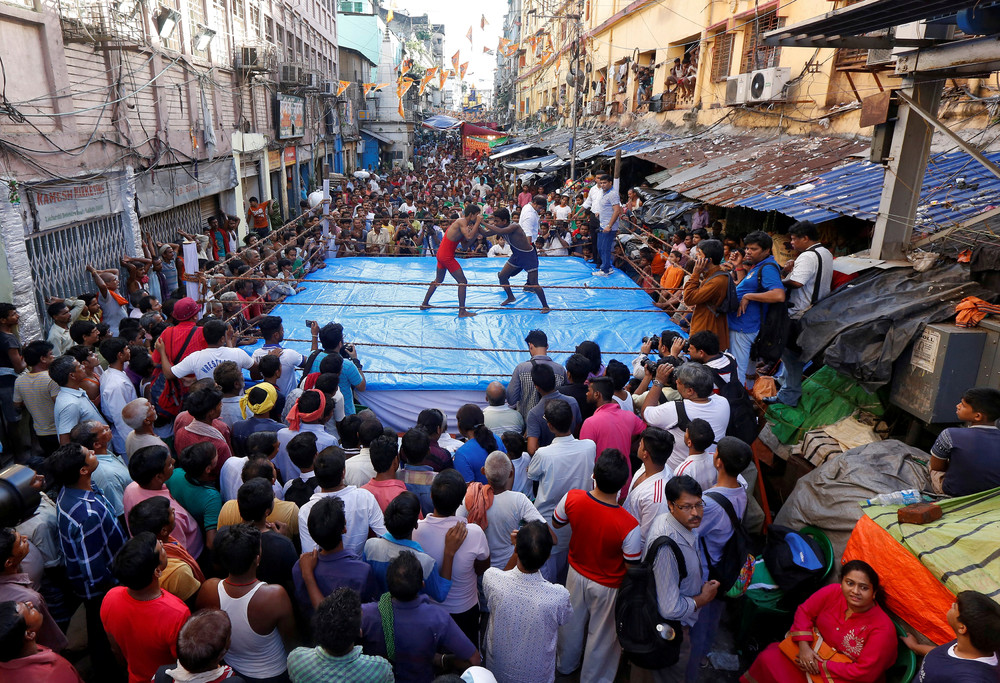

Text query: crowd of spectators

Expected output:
[0,133,997,683]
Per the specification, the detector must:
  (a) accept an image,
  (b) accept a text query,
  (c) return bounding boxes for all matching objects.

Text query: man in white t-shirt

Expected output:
[769,220,833,408]
[250,316,308,396]
[487,236,513,258]
[553,195,572,221]
[458,451,544,570]
[166,319,259,381]
[298,447,386,555]
[519,196,543,242]
[413,469,490,644]
[641,362,730,471]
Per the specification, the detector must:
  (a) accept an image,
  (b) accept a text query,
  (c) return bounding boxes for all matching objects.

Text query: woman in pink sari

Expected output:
[742,560,897,683]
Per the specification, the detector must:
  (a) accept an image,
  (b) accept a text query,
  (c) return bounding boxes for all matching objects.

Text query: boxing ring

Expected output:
[254,256,683,432]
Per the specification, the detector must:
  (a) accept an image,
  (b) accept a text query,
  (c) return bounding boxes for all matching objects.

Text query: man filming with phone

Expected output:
[301,322,366,416]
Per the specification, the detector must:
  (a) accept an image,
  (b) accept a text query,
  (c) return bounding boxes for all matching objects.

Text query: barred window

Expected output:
[743,11,782,72]
[711,32,734,83]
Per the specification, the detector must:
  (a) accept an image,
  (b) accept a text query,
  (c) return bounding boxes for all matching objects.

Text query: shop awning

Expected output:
[504,154,567,171]
[462,122,505,137]
[360,128,393,145]
[489,143,536,159]
[421,114,462,130]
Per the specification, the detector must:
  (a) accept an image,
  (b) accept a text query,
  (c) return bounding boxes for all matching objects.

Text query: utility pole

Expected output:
[569,0,582,181]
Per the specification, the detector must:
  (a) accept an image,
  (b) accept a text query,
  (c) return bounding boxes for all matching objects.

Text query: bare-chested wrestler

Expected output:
[484,207,550,314]
[419,203,486,318]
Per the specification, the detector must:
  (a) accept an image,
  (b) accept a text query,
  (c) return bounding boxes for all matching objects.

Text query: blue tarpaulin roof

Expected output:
[734,149,1000,235]
[421,114,463,130]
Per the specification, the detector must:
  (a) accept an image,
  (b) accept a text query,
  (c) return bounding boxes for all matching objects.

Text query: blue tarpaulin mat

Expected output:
[259,256,683,392]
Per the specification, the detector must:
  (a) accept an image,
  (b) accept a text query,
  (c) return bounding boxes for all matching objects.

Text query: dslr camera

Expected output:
[641,335,659,351]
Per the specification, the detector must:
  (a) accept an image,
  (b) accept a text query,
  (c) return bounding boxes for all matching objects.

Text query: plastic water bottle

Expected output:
[865,489,922,507]
[656,623,676,640]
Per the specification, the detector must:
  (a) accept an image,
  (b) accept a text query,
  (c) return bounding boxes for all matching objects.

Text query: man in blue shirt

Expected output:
[360,550,481,682]
[50,354,107,445]
[727,230,786,388]
[50,441,126,680]
[316,323,365,416]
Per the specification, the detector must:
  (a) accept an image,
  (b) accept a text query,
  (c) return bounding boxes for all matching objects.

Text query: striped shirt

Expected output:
[286,645,393,683]
[362,534,452,602]
[56,484,127,599]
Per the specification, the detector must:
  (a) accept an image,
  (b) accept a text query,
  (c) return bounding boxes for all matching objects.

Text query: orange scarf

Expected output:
[286,389,327,430]
[107,289,129,307]
[463,482,494,529]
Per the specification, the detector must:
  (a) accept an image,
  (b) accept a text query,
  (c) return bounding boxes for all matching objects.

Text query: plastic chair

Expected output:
[736,526,836,653]
[885,619,919,683]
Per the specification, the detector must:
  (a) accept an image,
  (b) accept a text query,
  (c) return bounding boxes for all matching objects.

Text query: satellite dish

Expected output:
[750,72,766,100]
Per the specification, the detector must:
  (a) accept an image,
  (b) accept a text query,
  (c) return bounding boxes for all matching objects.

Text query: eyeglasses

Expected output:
[674,502,705,512]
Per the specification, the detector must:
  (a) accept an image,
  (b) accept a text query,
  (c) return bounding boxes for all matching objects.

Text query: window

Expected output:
[742,11,781,72]
[339,1,363,12]
[231,0,244,20]
[248,4,260,38]
[711,32,733,82]
[264,16,274,42]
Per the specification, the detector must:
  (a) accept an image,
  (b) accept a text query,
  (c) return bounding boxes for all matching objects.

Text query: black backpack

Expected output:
[750,262,791,364]
[284,475,317,508]
[616,535,686,670]
[674,357,759,445]
[706,270,740,317]
[700,492,751,594]
[762,525,826,601]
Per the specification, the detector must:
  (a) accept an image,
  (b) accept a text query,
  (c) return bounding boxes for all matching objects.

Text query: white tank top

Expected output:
[217,581,287,678]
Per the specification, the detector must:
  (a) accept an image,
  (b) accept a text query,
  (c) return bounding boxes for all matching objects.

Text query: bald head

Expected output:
[486,381,507,407]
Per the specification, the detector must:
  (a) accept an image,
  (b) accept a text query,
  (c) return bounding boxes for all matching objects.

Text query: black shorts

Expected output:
[506,247,539,275]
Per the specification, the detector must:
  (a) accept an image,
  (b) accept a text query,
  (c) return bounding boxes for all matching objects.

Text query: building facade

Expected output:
[0,0,340,336]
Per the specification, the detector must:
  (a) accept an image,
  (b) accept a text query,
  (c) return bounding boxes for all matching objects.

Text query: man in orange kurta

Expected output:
[682,239,730,350]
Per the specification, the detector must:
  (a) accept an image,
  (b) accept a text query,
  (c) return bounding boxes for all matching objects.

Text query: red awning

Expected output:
[461,122,504,136]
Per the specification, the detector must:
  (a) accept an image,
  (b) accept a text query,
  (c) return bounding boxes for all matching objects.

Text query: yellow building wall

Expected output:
[512,0,995,140]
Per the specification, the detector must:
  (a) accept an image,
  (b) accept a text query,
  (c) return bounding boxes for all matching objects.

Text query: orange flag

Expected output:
[336,80,351,96]
[438,68,448,88]
[397,80,414,98]
[452,50,461,72]
[362,83,376,97]
[483,46,493,54]
[398,100,404,118]
[466,26,473,44]
[481,14,488,29]
[460,62,469,80]
[418,71,434,95]
[400,58,411,76]
[372,83,390,91]
[386,8,393,22]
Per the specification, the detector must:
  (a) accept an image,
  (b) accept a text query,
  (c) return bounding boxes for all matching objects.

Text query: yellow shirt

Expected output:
[217,498,300,537]
[160,557,200,601]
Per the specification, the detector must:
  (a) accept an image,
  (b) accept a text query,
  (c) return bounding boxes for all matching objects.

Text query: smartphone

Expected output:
[305,320,316,328]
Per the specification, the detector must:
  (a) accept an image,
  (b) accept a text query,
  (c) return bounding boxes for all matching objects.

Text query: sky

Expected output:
[394,0,508,89]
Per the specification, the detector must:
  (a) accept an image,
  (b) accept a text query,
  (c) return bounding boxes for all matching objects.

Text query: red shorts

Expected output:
[437,256,461,274]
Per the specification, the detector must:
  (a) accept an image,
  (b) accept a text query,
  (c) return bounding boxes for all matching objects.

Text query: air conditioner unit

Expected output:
[725,74,750,106]
[279,64,302,86]
[300,71,320,90]
[746,67,791,103]
[319,81,337,97]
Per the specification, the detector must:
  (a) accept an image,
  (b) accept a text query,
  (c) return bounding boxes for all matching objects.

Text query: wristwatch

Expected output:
[651,379,663,388]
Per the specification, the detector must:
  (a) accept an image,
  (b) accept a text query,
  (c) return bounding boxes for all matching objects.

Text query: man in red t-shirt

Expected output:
[246,196,272,237]
[553,449,641,681]
[101,532,190,683]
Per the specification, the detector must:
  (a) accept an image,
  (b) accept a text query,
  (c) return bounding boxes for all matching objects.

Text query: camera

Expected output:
[641,335,659,351]
[644,355,683,390]
[305,320,316,329]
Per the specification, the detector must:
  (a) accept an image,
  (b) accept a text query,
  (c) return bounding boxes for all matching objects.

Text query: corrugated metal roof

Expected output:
[733,149,1000,236]
[504,154,567,171]
[644,136,868,208]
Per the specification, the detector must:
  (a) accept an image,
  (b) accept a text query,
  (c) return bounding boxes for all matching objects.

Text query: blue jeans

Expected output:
[728,330,756,388]
[776,347,805,406]
[597,229,616,273]
[686,599,723,682]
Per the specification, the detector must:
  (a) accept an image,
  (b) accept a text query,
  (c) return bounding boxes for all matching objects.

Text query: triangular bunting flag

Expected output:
[452,50,461,72]
[438,68,448,89]
[373,83,389,91]
[362,83,376,97]
[467,26,473,44]
[459,62,469,80]
[481,14,488,29]
[336,80,351,96]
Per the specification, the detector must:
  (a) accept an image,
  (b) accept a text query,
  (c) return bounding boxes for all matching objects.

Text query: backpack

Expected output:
[749,262,791,364]
[762,525,825,597]
[283,475,317,508]
[709,356,760,444]
[616,535,686,670]
[700,492,754,596]
[150,325,199,419]
[673,358,759,445]
[706,270,740,317]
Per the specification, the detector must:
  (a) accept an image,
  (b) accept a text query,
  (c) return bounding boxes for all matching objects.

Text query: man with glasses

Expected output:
[639,475,720,682]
